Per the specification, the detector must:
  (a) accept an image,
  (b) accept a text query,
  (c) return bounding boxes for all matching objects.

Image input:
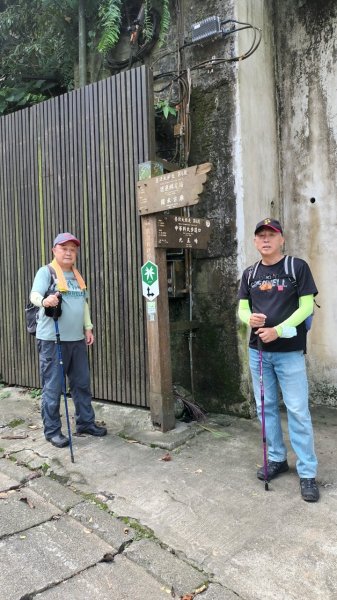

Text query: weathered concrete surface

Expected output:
[272,0,337,405]
[0,517,113,600]
[127,420,203,450]
[201,584,240,600]
[69,501,135,551]
[35,558,174,600]
[125,539,206,597]
[27,475,82,511]
[1,392,337,599]
[0,487,62,537]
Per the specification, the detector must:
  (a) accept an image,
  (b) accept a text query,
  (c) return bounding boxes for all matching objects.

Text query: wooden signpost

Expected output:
[155,215,212,249]
[141,215,175,432]
[137,163,212,215]
[138,162,212,432]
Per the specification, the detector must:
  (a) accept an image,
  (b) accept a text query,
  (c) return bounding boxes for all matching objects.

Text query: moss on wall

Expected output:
[163,12,244,413]
[155,0,277,416]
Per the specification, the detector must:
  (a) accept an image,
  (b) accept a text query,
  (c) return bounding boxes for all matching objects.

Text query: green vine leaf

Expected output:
[155,99,177,119]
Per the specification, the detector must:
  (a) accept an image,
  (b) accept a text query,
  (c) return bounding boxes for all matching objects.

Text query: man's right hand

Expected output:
[249,313,267,328]
[43,292,60,308]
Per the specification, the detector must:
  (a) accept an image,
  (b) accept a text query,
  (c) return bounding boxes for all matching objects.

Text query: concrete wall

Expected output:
[179,0,280,414]
[274,0,337,405]
[155,0,252,414]
[152,0,280,415]
[235,0,280,274]
[234,0,280,407]
[152,0,337,413]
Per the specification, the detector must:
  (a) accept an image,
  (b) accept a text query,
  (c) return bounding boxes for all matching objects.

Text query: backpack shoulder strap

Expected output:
[247,260,261,287]
[284,255,296,280]
[47,264,57,287]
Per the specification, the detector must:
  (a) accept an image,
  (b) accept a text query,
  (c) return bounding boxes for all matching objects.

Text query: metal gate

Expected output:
[0,66,152,407]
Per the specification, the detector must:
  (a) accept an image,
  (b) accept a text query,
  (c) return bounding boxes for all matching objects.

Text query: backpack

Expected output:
[247,255,319,332]
[25,265,57,335]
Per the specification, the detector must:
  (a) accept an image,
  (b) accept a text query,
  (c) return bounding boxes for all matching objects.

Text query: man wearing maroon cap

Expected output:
[238,218,319,502]
[30,232,107,448]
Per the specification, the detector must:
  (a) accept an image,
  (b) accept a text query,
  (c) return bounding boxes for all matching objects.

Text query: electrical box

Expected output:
[191,16,221,43]
[174,123,185,137]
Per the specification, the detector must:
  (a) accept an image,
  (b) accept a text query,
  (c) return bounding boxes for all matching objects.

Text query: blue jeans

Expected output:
[37,340,95,439]
[249,348,318,478]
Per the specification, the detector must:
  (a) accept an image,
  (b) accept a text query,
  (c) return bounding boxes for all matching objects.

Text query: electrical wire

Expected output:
[220,19,262,60]
[151,49,177,69]
[106,7,161,72]
[152,17,262,93]
[180,18,262,59]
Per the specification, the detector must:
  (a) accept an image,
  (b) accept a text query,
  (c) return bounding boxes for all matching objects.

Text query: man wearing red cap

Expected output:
[30,232,107,448]
[238,218,319,502]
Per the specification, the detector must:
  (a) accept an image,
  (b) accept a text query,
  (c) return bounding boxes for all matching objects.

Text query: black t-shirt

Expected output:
[238,256,318,353]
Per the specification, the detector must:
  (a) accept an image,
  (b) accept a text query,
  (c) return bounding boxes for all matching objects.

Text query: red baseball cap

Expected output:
[53,232,80,247]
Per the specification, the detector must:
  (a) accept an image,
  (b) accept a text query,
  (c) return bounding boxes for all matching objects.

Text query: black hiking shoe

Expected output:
[257,459,289,481]
[76,423,107,436]
[300,478,320,502]
[47,433,69,448]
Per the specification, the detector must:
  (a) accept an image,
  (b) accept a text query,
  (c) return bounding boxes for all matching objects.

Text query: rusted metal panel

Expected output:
[0,66,151,407]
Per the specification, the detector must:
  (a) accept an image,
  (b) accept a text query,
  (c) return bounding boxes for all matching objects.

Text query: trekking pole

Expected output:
[53,309,75,463]
[258,344,268,491]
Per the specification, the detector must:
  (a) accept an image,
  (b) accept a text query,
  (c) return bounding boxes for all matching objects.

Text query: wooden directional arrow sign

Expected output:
[137,162,212,215]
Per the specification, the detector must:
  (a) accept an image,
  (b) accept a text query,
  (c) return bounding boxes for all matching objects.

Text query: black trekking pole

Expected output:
[53,308,75,463]
[258,342,268,491]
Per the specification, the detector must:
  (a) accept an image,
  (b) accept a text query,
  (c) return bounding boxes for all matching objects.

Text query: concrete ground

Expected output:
[0,387,336,600]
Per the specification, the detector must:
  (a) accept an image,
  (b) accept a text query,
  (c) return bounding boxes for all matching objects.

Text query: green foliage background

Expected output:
[0,0,171,115]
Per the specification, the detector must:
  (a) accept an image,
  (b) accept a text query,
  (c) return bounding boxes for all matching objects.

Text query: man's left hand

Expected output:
[256,327,279,343]
[85,330,94,346]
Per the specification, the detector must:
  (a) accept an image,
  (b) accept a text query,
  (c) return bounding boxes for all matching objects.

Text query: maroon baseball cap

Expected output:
[53,232,80,247]
[254,218,283,235]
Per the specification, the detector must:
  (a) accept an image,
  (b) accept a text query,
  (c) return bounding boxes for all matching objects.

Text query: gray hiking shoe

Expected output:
[300,478,319,502]
[257,459,289,482]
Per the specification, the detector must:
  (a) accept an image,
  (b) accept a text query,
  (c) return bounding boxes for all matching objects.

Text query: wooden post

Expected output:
[138,161,212,431]
[139,162,175,432]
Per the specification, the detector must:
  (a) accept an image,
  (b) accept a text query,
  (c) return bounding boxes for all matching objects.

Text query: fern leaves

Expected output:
[97,0,122,53]
[143,0,171,47]
[96,0,171,55]
[143,2,154,43]
[158,0,170,47]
